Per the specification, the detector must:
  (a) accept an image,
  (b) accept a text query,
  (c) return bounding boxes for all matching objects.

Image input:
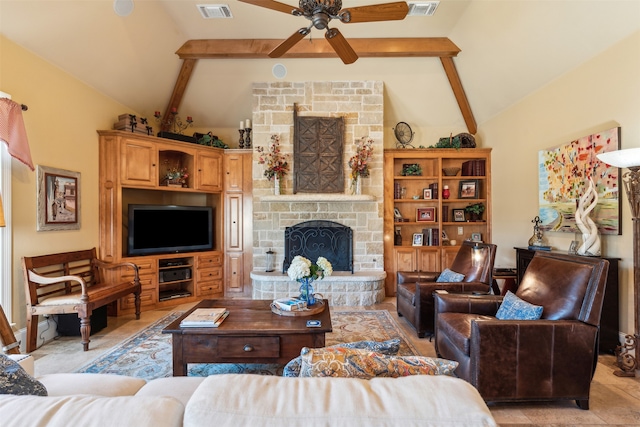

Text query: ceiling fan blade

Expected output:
[325,28,358,65]
[341,1,409,23]
[237,0,301,15]
[269,29,308,58]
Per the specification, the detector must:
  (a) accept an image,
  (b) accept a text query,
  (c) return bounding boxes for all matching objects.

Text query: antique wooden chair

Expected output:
[22,248,141,352]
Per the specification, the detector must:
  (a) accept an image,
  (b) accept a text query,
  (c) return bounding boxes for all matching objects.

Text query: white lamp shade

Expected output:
[597,148,640,168]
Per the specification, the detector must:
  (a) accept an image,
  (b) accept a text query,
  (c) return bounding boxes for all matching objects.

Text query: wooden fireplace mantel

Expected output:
[163,38,477,134]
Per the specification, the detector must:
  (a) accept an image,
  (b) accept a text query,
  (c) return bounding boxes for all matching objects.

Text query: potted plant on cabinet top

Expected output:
[465,203,485,222]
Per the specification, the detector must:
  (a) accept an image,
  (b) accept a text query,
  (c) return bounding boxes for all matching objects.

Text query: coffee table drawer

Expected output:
[219,336,280,358]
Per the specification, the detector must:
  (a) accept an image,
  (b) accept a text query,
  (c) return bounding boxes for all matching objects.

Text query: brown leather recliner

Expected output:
[396,241,497,338]
[434,251,609,409]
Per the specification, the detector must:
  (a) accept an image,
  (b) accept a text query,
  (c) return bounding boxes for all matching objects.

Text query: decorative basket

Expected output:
[442,167,461,176]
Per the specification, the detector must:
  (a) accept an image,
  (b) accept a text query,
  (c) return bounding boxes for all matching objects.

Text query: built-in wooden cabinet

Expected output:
[120,137,157,187]
[383,148,492,295]
[223,150,252,297]
[98,130,225,314]
[197,150,223,192]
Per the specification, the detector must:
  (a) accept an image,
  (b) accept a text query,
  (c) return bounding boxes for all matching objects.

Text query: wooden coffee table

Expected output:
[162,299,332,376]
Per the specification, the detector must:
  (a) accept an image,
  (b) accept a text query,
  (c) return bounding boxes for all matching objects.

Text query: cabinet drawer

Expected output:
[218,336,280,359]
[120,289,157,310]
[197,268,222,282]
[198,253,222,268]
[120,259,155,279]
[196,280,223,296]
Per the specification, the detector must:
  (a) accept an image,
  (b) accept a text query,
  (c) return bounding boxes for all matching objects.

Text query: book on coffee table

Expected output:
[180,308,228,327]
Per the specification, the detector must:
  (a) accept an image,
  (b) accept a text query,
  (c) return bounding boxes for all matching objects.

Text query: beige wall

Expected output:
[483,30,640,335]
[0,35,133,326]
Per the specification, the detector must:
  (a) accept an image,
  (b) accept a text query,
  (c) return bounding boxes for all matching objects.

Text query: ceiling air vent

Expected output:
[197,4,233,18]
[407,1,439,16]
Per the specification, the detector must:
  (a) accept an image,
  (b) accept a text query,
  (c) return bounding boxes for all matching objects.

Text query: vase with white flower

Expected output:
[348,136,374,195]
[286,255,333,306]
[256,134,290,195]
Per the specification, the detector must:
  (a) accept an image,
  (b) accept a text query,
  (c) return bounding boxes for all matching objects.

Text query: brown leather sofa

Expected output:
[434,251,609,409]
[396,241,496,338]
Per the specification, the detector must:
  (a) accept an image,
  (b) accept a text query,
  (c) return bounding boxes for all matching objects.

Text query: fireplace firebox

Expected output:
[283,220,353,273]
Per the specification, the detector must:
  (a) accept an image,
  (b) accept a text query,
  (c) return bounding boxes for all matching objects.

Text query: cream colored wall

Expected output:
[482,30,640,335]
[0,36,135,327]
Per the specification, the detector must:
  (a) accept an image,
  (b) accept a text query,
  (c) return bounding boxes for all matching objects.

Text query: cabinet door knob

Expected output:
[243,344,254,352]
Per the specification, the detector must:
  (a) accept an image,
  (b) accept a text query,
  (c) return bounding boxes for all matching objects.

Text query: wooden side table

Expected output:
[492,268,518,295]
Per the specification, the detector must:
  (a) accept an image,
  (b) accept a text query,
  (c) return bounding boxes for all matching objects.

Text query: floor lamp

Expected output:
[597,148,640,377]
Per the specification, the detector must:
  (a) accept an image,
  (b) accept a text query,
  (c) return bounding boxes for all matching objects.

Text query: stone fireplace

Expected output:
[250,81,386,305]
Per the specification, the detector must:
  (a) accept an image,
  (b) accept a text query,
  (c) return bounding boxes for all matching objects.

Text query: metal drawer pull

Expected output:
[243,344,254,352]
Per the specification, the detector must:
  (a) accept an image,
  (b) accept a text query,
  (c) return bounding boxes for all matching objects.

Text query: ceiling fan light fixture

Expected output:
[197,4,233,19]
[407,1,439,16]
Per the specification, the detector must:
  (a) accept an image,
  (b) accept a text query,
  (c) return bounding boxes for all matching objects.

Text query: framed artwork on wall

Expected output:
[538,126,621,235]
[36,165,81,231]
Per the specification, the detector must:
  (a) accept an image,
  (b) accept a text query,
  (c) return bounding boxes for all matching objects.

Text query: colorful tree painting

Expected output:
[538,127,620,235]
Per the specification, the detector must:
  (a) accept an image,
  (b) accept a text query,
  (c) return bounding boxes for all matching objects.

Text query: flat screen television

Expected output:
[127,204,213,256]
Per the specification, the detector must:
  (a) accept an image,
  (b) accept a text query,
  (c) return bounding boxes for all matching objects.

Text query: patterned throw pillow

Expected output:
[436,268,465,283]
[0,354,47,396]
[298,347,458,379]
[496,291,543,320]
[283,338,401,377]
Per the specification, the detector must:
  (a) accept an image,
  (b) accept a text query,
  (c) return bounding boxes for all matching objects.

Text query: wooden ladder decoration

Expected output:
[0,304,20,354]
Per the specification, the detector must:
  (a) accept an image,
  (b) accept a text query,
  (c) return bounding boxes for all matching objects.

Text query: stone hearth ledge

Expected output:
[251,271,386,306]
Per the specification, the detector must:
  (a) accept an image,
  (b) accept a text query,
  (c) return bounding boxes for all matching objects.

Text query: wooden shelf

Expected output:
[384,148,492,296]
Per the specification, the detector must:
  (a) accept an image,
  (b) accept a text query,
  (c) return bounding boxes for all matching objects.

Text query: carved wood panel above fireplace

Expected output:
[294,105,344,193]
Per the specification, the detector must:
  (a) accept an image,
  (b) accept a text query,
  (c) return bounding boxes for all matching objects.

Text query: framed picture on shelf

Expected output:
[459,179,480,199]
[412,233,423,246]
[471,232,482,242]
[442,230,449,242]
[416,207,436,222]
[453,209,466,222]
[423,188,432,200]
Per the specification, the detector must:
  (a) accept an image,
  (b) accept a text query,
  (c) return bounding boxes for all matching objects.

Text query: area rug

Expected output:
[75,310,418,380]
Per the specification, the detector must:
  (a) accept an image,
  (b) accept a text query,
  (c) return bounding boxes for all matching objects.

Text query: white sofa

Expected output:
[0,372,498,426]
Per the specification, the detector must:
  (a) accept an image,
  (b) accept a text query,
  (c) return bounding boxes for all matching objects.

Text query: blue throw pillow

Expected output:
[436,268,465,283]
[496,291,543,320]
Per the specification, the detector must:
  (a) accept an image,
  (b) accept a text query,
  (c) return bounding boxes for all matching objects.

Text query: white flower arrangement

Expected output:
[287,255,333,281]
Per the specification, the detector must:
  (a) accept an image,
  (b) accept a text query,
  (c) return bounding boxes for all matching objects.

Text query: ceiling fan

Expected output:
[238,0,409,64]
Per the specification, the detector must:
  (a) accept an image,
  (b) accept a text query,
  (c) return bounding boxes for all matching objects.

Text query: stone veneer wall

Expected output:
[251,81,385,283]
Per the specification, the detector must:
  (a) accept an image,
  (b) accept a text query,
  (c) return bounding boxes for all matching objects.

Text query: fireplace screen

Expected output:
[283,220,353,273]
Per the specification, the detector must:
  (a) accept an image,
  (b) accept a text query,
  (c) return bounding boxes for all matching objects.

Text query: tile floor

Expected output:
[29,298,640,426]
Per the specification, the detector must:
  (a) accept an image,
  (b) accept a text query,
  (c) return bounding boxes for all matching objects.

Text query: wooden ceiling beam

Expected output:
[169,38,477,134]
[440,57,477,135]
[162,58,196,132]
[175,38,461,59]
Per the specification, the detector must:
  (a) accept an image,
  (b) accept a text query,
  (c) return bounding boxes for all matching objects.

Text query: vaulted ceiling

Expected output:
[1,0,639,135]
